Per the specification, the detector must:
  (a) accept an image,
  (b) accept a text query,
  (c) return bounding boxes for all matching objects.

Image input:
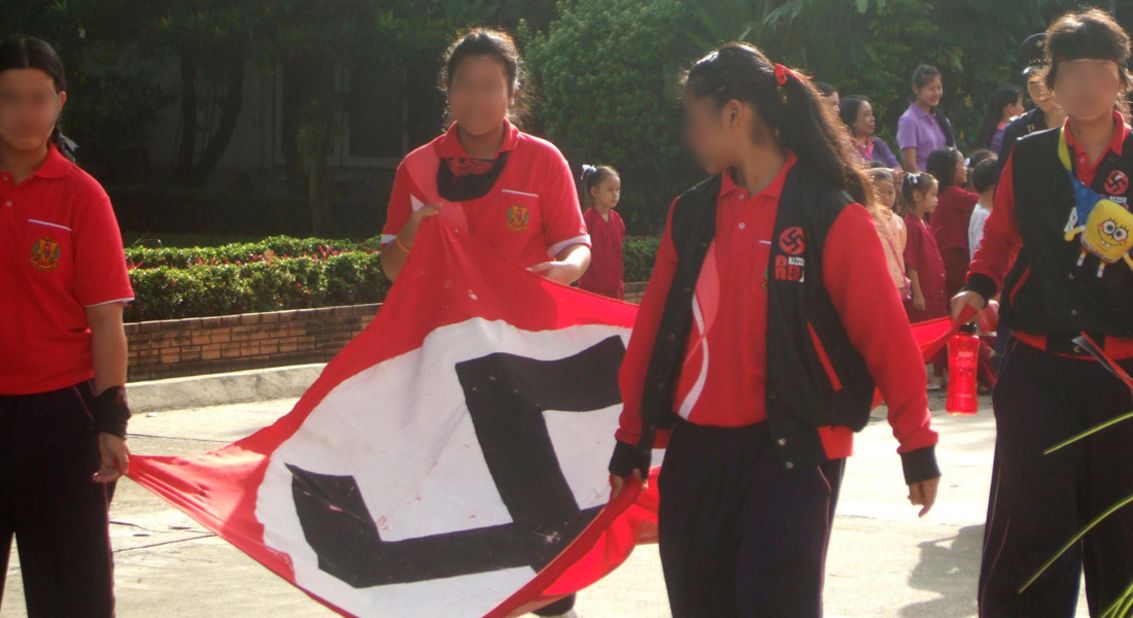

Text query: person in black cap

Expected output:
[997,32,1067,162]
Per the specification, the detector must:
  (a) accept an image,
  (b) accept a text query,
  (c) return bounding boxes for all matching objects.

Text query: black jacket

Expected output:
[610,162,939,483]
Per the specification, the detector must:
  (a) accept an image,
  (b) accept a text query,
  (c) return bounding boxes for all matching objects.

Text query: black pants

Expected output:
[0,381,116,617]
[979,341,1133,617]
[657,420,844,618]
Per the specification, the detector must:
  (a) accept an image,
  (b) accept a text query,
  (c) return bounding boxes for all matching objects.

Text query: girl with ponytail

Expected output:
[576,164,625,299]
[607,42,940,617]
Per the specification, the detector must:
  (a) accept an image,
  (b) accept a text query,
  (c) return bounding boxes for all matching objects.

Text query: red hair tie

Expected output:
[774,63,792,87]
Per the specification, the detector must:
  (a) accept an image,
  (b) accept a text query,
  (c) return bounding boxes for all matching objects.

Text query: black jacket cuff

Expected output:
[609,440,651,478]
[963,273,997,304]
[900,445,940,485]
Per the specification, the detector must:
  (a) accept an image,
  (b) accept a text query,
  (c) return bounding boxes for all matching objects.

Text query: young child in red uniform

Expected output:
[903,171,947,388]
[378,29,590,618]
[954,9,1133,617]
[577,164,625,299]
[0,38,133,617]
[607,42,940,618]
[926,147,979,299]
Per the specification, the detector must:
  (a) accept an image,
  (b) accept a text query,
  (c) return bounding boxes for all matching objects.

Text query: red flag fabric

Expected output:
[127,219,961,617]
[128,221,649,617]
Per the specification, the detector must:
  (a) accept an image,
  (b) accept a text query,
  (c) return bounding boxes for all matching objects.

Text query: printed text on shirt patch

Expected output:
[30,237,61,271]
[774,255,806,282]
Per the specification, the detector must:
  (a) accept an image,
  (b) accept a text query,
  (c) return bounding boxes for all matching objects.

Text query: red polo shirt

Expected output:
[577,206,625,299]
[0,145,134,395]
[615,153,938,460]
[382,120,590,269]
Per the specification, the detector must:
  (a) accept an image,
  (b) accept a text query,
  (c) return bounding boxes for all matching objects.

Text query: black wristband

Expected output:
[963,273,998,304]
[900,445,941,485]
[93,386,131,438]
[608,440,651,479]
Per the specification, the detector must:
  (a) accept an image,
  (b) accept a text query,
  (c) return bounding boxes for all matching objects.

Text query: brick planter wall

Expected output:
[126,304,380,382]
[125,282,649,382]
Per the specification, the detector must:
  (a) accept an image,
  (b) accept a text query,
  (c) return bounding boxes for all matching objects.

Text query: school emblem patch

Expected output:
[505,204,529,232]
[30,237,60,270]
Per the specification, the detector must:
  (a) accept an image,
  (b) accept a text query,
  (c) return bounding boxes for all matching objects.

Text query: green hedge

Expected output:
[126,252,389,322]
[125,235,382,270]
[124,235,660,322]
[624,235,660,284]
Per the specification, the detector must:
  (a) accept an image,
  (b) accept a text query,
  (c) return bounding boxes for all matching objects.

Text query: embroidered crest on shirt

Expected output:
[504,204,529,232]
[30,237,60,270]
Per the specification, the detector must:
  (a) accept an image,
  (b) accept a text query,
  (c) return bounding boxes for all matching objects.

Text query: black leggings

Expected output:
[0,381,115,617]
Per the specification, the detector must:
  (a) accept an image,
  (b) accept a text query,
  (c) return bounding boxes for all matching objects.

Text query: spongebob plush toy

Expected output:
[1064,197,1133,276]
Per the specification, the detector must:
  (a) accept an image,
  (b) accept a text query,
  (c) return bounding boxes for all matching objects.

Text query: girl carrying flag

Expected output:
[378,28,591,618]
[607,42,940,618]
[0,38,133,616]
[955,9,1133,616]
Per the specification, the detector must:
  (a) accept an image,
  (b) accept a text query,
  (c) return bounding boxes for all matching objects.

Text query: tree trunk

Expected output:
[174,54,197,185]
[189,45,247,186]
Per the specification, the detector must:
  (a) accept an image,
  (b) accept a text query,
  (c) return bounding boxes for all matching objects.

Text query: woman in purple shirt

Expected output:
[897,65,956,172]
[841,96,900,169]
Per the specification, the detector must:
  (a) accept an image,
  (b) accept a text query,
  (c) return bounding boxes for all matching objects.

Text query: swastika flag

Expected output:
[126,221,659,617]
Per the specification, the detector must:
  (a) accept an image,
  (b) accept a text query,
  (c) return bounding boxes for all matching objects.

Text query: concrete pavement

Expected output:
[2,387,1091,617]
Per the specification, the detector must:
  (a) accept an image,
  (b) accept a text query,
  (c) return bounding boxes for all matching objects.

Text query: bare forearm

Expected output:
[556,244,592,283]
[901,148,919,173]
[87,304,128,393]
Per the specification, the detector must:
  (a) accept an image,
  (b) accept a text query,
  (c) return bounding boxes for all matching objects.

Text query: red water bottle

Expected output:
[946,323,980,415]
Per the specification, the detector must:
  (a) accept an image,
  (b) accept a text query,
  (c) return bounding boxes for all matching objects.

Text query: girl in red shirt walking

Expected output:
[577,165,626,299]
[607,42,940,618]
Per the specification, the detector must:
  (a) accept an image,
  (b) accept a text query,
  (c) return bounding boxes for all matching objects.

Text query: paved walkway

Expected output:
[2,393,1090,617]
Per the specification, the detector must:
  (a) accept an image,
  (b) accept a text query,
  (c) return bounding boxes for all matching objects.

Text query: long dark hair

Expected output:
[0,38,70,158]
[839,95,870,136]
[926,147,963,193]
[683,42,870,205]
[438,28,527,125]
[977,85,1021,149]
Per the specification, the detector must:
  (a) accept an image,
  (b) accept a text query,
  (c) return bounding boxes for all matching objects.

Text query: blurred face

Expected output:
[825,91,840,115]
[1052,59,1124,123]
[591,175,621,209]
[0,68,64,153]
[853,101,876,137]
[1006,95,1025,119]
[954,156,967,185]
[1027,75,1059,113]
[915,75,943,108]
[875,179,897,209]
[682,91,751,175]
[448,55,514,137]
